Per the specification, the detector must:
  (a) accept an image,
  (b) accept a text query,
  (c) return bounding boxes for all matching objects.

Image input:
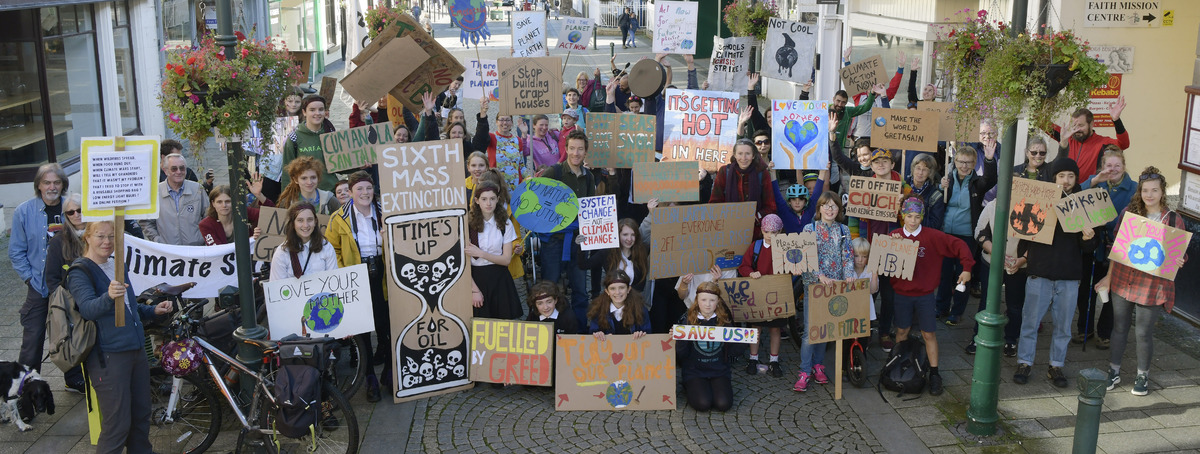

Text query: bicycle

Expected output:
[842,334,870,387]
[147,295,360,454]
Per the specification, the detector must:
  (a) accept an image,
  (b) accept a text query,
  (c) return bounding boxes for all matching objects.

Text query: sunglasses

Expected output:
[754,140,769,145]
[64,209,81,216]
[1028,150,1047,156]
[168,165,186,172]
[1139,173,1162,181]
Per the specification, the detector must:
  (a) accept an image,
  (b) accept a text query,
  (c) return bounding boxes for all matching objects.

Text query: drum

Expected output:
[628,59,666,98]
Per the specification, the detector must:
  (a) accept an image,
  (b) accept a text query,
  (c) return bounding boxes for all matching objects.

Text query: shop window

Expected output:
[112,0,139,134]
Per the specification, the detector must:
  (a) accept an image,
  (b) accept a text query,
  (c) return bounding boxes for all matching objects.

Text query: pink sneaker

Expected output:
[813,364,829,384]
[793,372,810,392]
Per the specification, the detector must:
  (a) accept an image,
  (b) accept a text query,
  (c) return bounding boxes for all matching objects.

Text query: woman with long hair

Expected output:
[677,281,736,412]
[466,151,490,201]
[794,193,855,392]
[586,271,650,340]
[467,182,522,319]
[1095,167,1188,396]
[269,202,338,281]
[710,138,777,236]
[282,94,339,191]
[441,107,468,140]
[199,180,271,246]
[523,114,562,173]
[42,192,86,391]
[277,156,340,214]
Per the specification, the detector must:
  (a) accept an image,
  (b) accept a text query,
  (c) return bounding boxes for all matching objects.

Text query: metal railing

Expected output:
[596,1,648,28]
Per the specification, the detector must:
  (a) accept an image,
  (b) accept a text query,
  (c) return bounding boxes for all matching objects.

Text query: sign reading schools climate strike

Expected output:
[662,89,739,172]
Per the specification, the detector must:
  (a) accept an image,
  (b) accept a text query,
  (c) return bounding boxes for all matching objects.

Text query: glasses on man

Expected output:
[168,165,186,173]
[754,140,769,145]
[955,160,976,165]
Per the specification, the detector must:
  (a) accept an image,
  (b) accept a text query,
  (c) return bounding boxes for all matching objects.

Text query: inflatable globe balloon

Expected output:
[304,292,345,333]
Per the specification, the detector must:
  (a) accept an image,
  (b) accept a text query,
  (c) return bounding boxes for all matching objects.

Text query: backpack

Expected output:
[273,364,321,439]
[878,339,928,399]
[46,264,98,372]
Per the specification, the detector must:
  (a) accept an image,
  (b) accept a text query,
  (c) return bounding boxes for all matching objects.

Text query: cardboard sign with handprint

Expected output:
[1008,177,1061,245]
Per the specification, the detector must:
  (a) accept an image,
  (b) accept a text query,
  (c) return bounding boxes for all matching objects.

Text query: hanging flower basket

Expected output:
[1024,64,1076,99]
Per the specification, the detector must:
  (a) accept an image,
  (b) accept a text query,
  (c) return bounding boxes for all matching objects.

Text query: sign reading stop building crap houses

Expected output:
[469,318,554,386]
[845,176,903,222]
[578,195,618,251]
[663,89,740,172]
[806,279,871,344]
[498,57,561,116]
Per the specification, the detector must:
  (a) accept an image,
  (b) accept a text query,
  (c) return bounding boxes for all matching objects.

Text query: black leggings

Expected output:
[684,376,733,412]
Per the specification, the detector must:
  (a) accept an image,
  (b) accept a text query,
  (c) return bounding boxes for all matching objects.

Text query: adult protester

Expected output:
[141,153,210,246]
[522,114,562,173]
[472,97,528,192]
[157,139,202,186]
[199,182,270,246]
[937,146,996,327]
[537,130,602,326]
[905,153,944,229]
[69,221,173,453]
[40,192,87,393]
[906,56,938,105]
[281,95,338,191]
[618,7,632,49]
[268,202,339,280]
[1046,98,1130,181]
[415,92,475,158]
[276,156,340,214]
[710,138,778,235]
[962,118,1003,179]
[435,76,464,122]
[1077,146,1137,350]
[11,164,66,383]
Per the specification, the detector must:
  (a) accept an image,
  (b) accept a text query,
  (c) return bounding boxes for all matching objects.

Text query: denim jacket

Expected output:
[9,195,64,297]
[67,257,158,354]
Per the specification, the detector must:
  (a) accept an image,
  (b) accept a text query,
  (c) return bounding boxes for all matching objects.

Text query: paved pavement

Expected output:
[3,13,1200,454]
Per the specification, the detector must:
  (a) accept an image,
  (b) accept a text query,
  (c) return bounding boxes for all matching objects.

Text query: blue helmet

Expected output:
[785,184,809,200]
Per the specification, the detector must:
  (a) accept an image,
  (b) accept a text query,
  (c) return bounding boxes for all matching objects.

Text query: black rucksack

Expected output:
[273,364,320,439]
[879,339,929,399]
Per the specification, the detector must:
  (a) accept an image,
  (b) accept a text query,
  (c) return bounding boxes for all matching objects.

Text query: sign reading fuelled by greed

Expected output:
[845,176,903,222]
[469,318,555,386]
[577,195,619,251]
[865,234,919,281]
[662,89,740,172]
[670,325,759,344]
[717,275,795,323]
[1055,187,1118,233]
[554,334,676,411]
[649,202,756,279]
[806,279,871,344]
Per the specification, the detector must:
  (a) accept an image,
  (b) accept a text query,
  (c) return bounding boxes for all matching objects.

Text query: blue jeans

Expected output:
[799,293,826,373]
[539,236,589,331]
[1017,276,1079,367]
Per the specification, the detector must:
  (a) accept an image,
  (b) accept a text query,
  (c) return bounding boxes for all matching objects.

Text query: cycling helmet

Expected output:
[785,184,809,200]
[159,338,203,377]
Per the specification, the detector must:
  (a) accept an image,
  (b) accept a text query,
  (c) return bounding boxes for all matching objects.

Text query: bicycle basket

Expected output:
[159,338,203,377]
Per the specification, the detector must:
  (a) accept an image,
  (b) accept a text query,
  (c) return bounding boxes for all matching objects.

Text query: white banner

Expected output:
[511,11,548,57]
[263,264,376,339]
[557,17,593,51]
[653,1,698,54]
[464,58,499,101]
[123,234,241,298]
[763,18,817,84]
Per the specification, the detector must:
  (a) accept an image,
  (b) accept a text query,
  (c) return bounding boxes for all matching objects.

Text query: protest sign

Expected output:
[354,16,466,114]
[81,136,159,221]
[318,76,337,104]
[469,318,555,386]
[511,177,581,234]
[662,89,740,172]
[512,11,548,57]
[1108,212,1192,280]
[670,325,759,344]
[498,57,562,116]
[1055,187,1118,233]
[632,161,699,203]
[919,102,980,142]
[649,202,756,279]
[653,1,698,54]
[377,138,474,402]
[557,17,593,52]
[124,234,239,298]
[320,123,392,173]
[586,112,655,168]
[578,195,619,251]
[463,59,499,101]
[339,36,428,105]
[865,234,919,280]
[449,0,490,45]
[805,279,871,344]
[870,107,940,153]
[253,207,331,262]
[839,55,889,95]
[707,36,755,92]
[1087,74,1122,127]
[845,176,903,222]
[763,18,816,84]
[386,94,407,131]
[263,264,376,339]
[772,232,819,275]
[717,275,795,323]
[771,100,829,170]
[554,334,675,411]
[1009,177,1061,245]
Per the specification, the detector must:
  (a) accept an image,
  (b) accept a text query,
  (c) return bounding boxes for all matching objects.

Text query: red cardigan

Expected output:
[886,226,974,297]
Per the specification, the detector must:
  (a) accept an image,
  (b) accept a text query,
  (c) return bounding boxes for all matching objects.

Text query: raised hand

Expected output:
[421,91,437,115]
[480,96,490,115]
[897,50,907,69]
[747,72,760,91]
[1111,95,1126,121]
[843,45,853,62]
[911,55,921,70]
[738,105,754,124]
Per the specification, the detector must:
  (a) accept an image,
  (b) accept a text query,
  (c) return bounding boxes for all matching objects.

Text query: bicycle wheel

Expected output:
[148,367,222,454]
[258,381,360,454]
[846,343,868,388]
[328,337,369,400]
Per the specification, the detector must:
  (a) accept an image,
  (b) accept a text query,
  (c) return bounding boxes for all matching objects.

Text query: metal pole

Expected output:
[1072,368,1109,454]
[966,0,1027,437]
[215,0,269,408]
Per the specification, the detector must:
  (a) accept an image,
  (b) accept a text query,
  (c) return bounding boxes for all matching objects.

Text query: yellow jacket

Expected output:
[325,202,388,298]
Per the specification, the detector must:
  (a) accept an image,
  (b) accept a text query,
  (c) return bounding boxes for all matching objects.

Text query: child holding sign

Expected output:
[794,193,855,392]
[737,214,789,377]
[676,282,737,412]
[587,271,651,340]
[1095,168,1188,396]
[467,182,523,320]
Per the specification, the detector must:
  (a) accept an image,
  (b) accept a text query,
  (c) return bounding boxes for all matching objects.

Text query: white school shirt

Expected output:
[856,268,877,321]
[269,240,340,281]
[471,217,517,267]
[351,205,381,258]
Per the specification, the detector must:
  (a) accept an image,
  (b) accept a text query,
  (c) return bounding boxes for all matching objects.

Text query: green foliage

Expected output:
[722,0,777,41]
[365,3,409,40]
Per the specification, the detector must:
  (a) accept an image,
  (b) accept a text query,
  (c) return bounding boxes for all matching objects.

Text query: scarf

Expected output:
[724,163,763,208]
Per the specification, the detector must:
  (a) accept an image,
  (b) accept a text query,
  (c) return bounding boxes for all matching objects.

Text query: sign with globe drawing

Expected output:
[1108,212,1192,280]
[805,278,871,344]
[263,263,376,339]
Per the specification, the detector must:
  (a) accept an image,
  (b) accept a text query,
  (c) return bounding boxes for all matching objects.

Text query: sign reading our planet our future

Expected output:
[262,264,375,339]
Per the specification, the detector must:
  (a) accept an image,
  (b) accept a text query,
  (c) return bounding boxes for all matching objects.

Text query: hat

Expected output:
[1047,157,1079,180]
[803,172,819,183]
[761,214,783,233]
[561,108,579,118]
[870,149,893,162]
[900,197,925,216]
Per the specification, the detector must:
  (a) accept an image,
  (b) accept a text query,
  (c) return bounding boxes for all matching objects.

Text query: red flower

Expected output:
[216,50,226,62]
[174,66,185,76]
[165,64,174,71]
[241,48,249,58]
[235,31,246,41]
[948,30,956,37]
[187,56,196,65]
[970,41,981,51]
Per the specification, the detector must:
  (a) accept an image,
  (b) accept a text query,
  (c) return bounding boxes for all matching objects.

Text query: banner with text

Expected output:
[554,334,676,411]
[845,176,903,222]
[772,232,819,274]
[512,11,548,57]
[670,325,759,344]
[557,17,593,51]
[1108,212,1192,280]
[663,89,740,172]
[469,318,555,386]
[806,279,871,344]
[707,36,755,92]
[253,207,331,262]
[578,195,619,251]
[718,275,796,323]
[81,136,160,221]
[865,234,919,280]
[771,100,829,170]
[586,112,655,168]
[839,55,889,95]
[464,58,499,101]
[498,56,562,116]
[1055,187,1118,233]
[763,18,816,84]
[649,202,756,279]
[653,1,698,54]
[870,108,939,153]
[632,161,699,203]
[1009,177,1061,245]
[263,264,376,339]
[321,123,392,173]
[124,234,239,298]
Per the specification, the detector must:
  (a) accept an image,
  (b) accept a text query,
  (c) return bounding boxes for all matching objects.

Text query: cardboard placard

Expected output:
[385,94,407,131]
[469,318,555,386]
[653,1,698,54]
[839,55,889,95]
[865,234,919,280]
[586,112,655,168]
[262,264,376,339]
[805,279,871,344]
[291,51,313,83]
[463,59,499,101]
[662,89,740,172]
[378,138,474,402]
[870,107,940,153]
[80,136,160,221]
[632,161,699,203]
[648,202,756,279]
[320,123,392,173]
[498,57,562,116]
[772,232,819,275]
[578,195,618,251]
[557,17,593,52]
[919,101,980,142]
[554,334,676,411]
[1108,212,1192,280]
[355,16,467,114]
[318,76,337,104]
[845,176,903,222]
[1009,177,1061,245]
[707,36,755,92]
[717,275,796,323]
[511,177,581,233]
[763,18,816,84]
[771,100,829,170]
[1055,187,1118,233]
[512,11,548,57]
[339,36,428,105]
[253,207,331,262]
[670,325,759,344]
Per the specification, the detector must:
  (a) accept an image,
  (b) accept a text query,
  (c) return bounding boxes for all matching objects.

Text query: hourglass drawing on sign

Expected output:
[386,208,472,398]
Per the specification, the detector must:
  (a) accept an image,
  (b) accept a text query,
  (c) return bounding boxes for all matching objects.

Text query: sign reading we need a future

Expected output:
[263,264,376,339]
[578,195,618,251]
[718,275,795,323]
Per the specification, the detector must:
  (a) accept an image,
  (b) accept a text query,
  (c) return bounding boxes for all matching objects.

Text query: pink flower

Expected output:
[978,9,987,18]
[189,94,200,104]
[169,113,181,122]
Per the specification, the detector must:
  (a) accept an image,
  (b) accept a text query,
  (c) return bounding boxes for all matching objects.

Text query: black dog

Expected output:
[0,362,55,432]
